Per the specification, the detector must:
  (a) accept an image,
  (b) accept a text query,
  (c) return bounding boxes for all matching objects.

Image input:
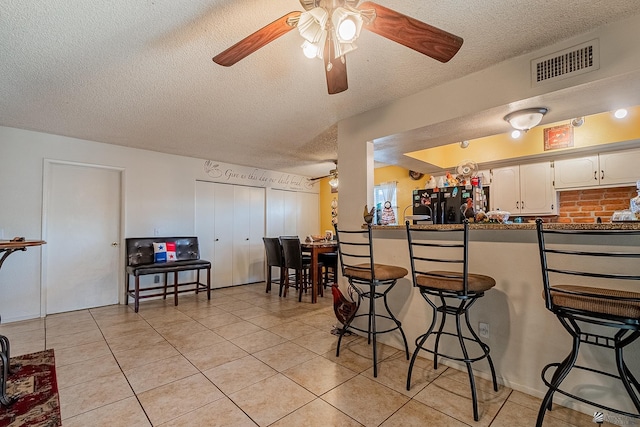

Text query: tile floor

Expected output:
[0,283,610,426]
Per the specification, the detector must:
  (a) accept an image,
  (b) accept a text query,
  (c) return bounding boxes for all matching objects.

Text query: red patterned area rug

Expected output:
[0,349,61,427]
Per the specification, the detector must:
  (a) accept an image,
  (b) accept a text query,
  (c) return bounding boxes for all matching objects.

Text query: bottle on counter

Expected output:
[631,180,640,220]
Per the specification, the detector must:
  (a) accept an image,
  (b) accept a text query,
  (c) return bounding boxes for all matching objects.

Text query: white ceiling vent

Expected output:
[531,39,599,86]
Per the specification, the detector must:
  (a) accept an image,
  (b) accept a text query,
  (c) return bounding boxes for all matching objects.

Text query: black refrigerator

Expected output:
[412,185,489,224]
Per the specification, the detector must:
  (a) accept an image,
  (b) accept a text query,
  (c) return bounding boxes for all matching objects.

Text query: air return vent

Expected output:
[531,39,599,86]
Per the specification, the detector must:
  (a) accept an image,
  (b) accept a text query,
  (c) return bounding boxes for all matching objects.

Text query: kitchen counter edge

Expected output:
[366,222,640,231]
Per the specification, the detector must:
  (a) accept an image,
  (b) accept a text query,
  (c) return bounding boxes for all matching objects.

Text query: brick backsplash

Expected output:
[558,186,636,223]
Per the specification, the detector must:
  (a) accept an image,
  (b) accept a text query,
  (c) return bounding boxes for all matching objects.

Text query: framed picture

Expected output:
[544,124,573,151]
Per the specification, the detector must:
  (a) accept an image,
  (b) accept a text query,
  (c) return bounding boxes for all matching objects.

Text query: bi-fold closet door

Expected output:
[195,181,265,288]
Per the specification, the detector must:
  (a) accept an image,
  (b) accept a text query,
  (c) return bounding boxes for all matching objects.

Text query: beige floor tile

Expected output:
[62,396,151,427]
[231,306,272,320]
[322,375,410,427]
[4,328,45,356]
[253,341,317,372]
[45,310,93,327]
[283,356,358,396]
[213,320,263,340]
[135,304,185,320]
[177,304,228,320]
[154,319,208,340]
[363,352,440,397]
[125,354,199,393]
[54,340,112,367]
[45,318,99,338]
[99,319,155,340]
[203,355,277,395]
[229,374,315,427]
[182,340,249,371]
[56,354,122,389]
[380,400,468,426]
[245,313,288,329]
[412,371,510,426]
[144,311,193,328]
[165,328,226,352]
[105,328,165,352]
[491,400,579,427]
[92,310,144,329]
[298,313,337,330]
[231,329,288,354]
[267,321,319,340]
[219,301,255,312]
[293,329,345,355]
[59,372,134,419]
[157,397,257,427]
[197,312,243,329]
[270,398,362,427]
[138,373,224,425]
[46,328,104,350]
[112,340,180,371]
[321,339,398,374]
[0,317,44,335]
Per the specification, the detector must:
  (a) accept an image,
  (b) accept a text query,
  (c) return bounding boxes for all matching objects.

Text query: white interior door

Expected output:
[44,161,121,314]
[248,186,265,283]
[213,183,235,288]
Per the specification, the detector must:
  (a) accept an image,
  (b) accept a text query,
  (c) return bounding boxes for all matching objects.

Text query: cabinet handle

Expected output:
[215,238,219,241]
[246,238,250,241]
[594,171,597,180]
[516,201,519,209]
[521,200,525,209]
[601,170,604,180]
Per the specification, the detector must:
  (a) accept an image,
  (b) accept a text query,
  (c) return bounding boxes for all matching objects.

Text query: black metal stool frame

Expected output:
[406,220,498,422]
[334,224,410,378]
[536,220,640,426]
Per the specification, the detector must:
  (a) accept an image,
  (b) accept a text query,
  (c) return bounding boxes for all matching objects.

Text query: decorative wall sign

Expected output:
[544,124,574,151]
[200,160,318,193]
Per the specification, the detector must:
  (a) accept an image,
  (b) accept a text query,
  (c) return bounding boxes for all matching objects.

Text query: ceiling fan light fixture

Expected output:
[329,176,339,189]
[504,107,548,131]
[332,7,363,43]
[298,7,328,43]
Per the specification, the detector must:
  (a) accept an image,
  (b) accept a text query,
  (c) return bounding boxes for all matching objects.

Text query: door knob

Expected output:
[111,242,119,247]
[215,238,219,241]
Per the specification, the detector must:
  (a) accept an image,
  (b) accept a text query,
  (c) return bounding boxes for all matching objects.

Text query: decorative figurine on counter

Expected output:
[426,175,436,189]
[381,201,396,225]
[363,205,375,224]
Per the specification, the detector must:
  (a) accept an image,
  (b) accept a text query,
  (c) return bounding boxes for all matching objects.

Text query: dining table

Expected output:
[0,238,46,406]
[300,240,338,304]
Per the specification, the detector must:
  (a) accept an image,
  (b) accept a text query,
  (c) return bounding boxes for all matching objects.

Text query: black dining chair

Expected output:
[280,237,322,302]
[262,237,286,296]
[535,219,640,426]
[405,220,498,421]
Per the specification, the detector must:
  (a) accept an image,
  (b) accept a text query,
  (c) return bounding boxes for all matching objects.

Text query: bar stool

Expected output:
[334,224,410,377]
[262,237,286,295]
[405,220,498,421]
[535,219,640,426]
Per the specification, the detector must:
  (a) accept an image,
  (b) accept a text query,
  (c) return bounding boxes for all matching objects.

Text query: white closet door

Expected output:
[248,186,265,283]
[266,188,284,237]
[195,181,215,280]
[213,183,235,288]
[283,190,298,236]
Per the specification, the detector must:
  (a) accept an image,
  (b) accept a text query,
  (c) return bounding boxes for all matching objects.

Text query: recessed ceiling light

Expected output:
[614,108,628,119]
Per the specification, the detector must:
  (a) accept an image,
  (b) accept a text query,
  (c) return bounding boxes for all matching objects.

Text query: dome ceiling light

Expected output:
[504,107,548,132]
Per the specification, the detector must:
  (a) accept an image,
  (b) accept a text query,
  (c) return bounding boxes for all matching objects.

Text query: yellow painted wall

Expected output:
[406,106,640,168]
[319,177,338,233]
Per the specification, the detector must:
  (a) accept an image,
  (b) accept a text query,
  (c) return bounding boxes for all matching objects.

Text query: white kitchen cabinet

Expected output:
[554,149,640,189]
[491,162,556,215]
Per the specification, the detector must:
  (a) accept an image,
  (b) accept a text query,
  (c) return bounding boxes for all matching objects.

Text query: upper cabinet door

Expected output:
[553,155,599,189]
[491,166,520,213]
[520,162,555,214]
[599,149,640,186]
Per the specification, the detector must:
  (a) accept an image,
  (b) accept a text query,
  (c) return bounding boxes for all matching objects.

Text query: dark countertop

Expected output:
[368,222,640,231]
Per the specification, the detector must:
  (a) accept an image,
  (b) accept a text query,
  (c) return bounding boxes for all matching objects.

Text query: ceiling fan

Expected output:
[213,1,463,94]
[309,160,339,188]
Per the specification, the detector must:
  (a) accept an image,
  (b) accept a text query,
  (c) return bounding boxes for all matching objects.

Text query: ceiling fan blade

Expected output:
[323,37,348,94]
[213,11,301,66]
[359,1,463,63]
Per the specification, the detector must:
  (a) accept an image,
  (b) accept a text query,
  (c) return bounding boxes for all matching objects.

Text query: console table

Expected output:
[0,239,45,406]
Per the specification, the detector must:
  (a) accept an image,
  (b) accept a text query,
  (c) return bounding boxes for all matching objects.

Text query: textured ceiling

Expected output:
[1,1,640,178]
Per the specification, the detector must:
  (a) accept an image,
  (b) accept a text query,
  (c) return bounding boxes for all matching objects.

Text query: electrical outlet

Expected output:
[154,275,160,283]
[479,322,490,338]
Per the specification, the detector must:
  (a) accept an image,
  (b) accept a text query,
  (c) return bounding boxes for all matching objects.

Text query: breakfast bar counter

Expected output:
[342,222,640,417]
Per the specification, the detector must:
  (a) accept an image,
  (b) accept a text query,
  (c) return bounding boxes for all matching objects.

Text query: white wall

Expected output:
[0,126,318,322]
